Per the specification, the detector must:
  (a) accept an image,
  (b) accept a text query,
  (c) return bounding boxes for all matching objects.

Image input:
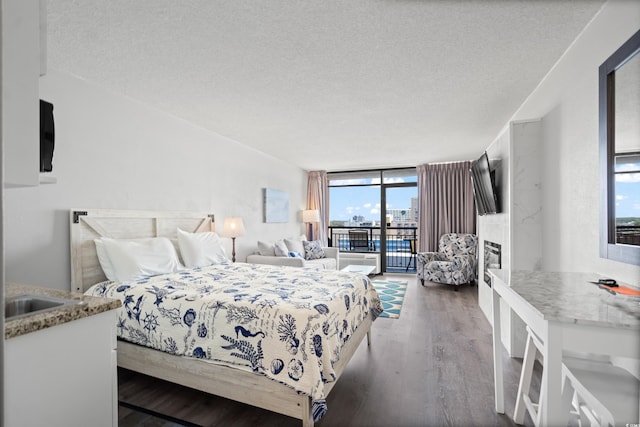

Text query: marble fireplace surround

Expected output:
[477,119,543,357]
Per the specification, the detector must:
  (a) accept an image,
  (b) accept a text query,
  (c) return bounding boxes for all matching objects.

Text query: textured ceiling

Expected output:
[47,0,604,171]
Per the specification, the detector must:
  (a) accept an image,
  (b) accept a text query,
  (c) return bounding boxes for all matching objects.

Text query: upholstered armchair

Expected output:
[417,233,478,290]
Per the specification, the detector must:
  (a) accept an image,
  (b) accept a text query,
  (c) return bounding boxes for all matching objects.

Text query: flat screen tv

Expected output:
[470,152,499,215]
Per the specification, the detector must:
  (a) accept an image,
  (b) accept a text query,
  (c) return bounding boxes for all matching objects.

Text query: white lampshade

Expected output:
[302,209,320,223]
[222,217,245,238]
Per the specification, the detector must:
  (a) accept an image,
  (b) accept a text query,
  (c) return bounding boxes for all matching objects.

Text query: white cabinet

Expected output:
[4,310,118,427]
[2,0,50,187]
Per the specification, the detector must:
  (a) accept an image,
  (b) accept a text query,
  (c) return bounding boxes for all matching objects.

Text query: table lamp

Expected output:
[222,217,245,262]
[302,209,320,241]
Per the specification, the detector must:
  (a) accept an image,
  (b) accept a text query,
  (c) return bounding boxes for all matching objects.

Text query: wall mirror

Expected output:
[599,29,640,265]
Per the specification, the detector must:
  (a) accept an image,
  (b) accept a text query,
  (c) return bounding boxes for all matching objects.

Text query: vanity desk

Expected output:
[489,270,640,426]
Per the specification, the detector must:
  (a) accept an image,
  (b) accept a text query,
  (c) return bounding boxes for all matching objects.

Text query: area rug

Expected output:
[371,280,407,319]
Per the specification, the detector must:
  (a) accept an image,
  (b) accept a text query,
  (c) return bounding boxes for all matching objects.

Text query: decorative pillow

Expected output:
[289,251,303,258]
[302,240,326,260]
[94,237,183,282]
[177,228,229,268]
[274,240,289,257]
[257,241,276,256]
[284,237,305,255]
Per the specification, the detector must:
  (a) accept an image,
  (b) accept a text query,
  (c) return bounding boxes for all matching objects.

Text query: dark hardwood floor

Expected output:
[118,274,539,427]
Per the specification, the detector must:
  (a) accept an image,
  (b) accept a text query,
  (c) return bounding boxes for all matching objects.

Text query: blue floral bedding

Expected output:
[85,263,383,421]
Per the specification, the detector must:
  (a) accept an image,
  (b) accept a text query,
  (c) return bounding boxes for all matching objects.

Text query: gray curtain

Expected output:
[306,171,329,245]
[417,161,476,252]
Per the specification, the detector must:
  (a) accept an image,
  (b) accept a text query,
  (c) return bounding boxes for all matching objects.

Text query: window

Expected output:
[614,152,640,245]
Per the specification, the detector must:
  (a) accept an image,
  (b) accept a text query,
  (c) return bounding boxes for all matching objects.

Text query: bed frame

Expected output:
[69,209,373,426]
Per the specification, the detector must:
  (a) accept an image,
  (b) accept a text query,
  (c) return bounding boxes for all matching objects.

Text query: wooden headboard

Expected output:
[70,209,215,293]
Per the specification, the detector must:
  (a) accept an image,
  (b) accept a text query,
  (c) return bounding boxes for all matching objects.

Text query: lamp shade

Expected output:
[222,217,245,238]
[302,209,320,223]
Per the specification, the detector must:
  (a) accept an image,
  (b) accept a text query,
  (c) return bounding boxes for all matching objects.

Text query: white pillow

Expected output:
[94,237,183,282]
[257,241,276,256]
[274,240,289,257]
[177,228,229,268]
[284,237,305,255]
[94,239,117,281]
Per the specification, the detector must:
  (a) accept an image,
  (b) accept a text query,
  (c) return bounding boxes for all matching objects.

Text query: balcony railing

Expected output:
[616,225,640,245]
[328,226,417,273]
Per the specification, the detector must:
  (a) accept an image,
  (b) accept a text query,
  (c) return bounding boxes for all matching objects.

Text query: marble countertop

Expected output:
[489,270,640,329]
[5,283,121,340]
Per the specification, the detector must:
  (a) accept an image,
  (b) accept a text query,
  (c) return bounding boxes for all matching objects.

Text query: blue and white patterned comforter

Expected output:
[86,262,383,421]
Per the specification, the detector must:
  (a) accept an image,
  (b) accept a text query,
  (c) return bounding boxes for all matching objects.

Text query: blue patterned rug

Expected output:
[372,280,407,319]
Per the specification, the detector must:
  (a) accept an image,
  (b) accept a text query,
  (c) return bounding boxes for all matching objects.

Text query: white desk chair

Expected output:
[562,357,639,427]
[514,326,547,426]
[515,326,639,427]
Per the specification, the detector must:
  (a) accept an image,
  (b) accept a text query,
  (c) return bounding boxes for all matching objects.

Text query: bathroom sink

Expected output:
[5,294,83,320]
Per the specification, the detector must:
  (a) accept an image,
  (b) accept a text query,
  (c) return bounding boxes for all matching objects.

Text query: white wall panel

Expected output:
[4,70,307,290]
[511,0,640,282]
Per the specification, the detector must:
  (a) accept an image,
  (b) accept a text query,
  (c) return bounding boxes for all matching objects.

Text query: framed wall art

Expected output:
[263,188,289,223]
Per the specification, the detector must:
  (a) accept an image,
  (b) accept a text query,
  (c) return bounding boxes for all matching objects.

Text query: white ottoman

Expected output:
[338,253,380,274]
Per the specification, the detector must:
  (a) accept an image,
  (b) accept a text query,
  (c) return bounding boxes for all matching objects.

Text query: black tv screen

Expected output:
[470,152,499,215]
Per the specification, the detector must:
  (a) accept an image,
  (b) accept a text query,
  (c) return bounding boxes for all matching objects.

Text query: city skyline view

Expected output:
[329,185,418,224]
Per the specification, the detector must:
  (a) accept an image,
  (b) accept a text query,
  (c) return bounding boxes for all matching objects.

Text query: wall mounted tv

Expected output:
[470,151,500,215]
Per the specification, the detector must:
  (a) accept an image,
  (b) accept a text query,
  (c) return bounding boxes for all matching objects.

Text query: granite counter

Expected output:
[5,282,121,339]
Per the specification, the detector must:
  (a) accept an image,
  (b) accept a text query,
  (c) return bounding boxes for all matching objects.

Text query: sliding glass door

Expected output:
[328,168,417,273]
[382,184,418,272]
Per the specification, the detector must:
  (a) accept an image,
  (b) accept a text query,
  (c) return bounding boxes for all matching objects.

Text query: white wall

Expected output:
[4,70,308,291]
[478,0,640,304]
[514,0,640,283]
[476,0,640,369]
[522,1,640,374]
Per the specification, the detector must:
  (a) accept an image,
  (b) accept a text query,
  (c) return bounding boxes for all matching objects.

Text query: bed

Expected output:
[70,209,382,426]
